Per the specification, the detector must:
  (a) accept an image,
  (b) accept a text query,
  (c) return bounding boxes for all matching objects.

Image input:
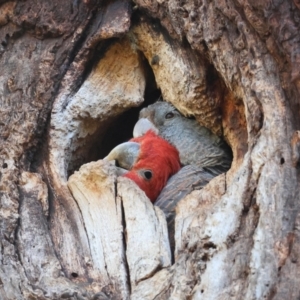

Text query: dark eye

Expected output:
[165,112,174,119]
[143,170,153,180]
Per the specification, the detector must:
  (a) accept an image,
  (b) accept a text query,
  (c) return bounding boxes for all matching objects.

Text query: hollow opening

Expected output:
[67,52,161,177]
[62,24,246,181]
[42,16,250,291]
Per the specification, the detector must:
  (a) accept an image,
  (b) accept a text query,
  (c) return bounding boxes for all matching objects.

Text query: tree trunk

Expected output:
[1,0,300,299]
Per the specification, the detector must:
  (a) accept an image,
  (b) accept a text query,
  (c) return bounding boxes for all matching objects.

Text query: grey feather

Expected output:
[138,101,232,172]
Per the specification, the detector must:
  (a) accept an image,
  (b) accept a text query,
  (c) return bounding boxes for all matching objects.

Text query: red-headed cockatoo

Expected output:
[105,130,181,202]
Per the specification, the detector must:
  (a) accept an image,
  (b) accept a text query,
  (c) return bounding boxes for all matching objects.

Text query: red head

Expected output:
[123,131,181,202]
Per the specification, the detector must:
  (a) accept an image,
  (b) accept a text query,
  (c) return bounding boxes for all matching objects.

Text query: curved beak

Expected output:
[104,142,140,170]
[133,118,159,138]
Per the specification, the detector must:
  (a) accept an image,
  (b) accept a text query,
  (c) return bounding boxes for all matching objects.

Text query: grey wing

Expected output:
[154,165,216,255]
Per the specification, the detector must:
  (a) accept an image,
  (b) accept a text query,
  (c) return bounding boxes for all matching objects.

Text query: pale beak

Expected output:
[133,118,159,138]
[104,142,140,170]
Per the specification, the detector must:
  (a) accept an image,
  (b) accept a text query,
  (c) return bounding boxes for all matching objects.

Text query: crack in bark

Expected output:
[14,186,25,271]
[135,264,165,285]
[119,193,132,295]
[68,188,94,279]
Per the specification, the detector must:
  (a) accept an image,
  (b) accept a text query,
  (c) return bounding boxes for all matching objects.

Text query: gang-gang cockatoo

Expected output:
[105,130,181,202]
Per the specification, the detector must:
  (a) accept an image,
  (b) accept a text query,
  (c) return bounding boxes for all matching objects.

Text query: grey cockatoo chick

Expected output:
[133,101,232,174]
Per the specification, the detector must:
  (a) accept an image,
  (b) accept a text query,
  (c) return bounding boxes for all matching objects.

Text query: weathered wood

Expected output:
[68,161,129,298]
[118,177,171,287]
[1,0,300,299]
[67,160,171,298]
[0,1,98,297]
[132,19,224,135]
[18,172,85,299]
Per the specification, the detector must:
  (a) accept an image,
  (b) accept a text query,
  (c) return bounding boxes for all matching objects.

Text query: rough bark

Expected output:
[0,0,300,299]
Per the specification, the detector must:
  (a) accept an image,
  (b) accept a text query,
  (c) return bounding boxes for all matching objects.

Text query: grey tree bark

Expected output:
[0,0,300,299]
